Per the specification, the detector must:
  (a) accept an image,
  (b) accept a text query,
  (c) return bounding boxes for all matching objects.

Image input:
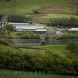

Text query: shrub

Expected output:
[5,24,15,32]
[32,9,40,14]
[66,42,78,55]
[8,15,32,23]
[16,32,40,39]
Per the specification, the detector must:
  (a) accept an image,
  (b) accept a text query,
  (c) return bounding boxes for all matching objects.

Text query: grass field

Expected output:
[0,69,77,78]
[31,45,65,55]
[0,0,65,14]
[0,43,65,55]
[0,0,76,15]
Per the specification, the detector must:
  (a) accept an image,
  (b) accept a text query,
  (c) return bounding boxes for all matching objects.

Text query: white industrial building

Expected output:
[9,23,47,33]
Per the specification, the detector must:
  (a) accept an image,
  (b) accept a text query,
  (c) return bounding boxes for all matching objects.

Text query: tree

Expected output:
[66,42,78,55]
[5,24,15,32]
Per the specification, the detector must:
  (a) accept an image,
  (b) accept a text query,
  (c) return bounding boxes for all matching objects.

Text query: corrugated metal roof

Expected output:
[9,23,47,31]
[68,28,78,31]
[9,23,45,28]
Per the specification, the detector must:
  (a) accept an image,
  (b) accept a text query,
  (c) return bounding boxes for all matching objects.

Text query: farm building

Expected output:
[68,28,78,31]
[9,23,47,34]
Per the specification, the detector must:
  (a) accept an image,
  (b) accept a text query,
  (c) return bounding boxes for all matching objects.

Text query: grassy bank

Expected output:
[0,69,77,78]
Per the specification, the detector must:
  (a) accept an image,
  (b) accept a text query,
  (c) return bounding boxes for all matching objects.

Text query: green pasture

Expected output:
[0,0,65,14]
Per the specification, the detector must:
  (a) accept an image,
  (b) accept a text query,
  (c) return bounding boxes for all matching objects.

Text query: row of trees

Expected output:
[0,42,78,75]
[47,17,78,28]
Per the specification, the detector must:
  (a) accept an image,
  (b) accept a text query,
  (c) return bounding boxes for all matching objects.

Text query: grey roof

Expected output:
[68,28,78,31]
[9,23,47,31]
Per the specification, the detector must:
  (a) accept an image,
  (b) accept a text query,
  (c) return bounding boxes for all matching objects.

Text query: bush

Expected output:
[8,15,32,23]
[16,32,40,39]
[6,24,15,32]
[32,9,40,14]
[66,42,78,55]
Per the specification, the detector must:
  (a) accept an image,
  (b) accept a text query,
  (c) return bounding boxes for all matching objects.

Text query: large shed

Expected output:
[9,23,47,33]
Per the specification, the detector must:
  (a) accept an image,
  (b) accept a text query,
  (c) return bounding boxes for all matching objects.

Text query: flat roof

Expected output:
[68,28,78,31]
[9,23,46,30]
